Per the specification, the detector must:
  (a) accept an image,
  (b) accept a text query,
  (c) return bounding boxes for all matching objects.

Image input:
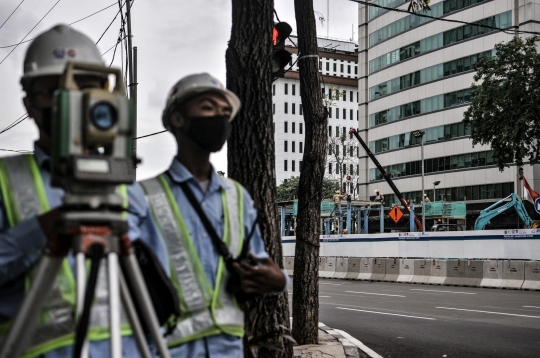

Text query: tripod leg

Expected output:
[107,252,123,358]
[75,252,89,358]
[122,253,171,358]
[118,269,153,358]
[0,257,63,358]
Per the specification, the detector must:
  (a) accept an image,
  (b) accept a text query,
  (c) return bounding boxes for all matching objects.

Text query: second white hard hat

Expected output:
[162,73,241,130]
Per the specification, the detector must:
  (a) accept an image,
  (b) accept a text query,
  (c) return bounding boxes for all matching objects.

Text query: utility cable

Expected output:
[0,114,29,135]
[0,148,33,154]
[0,0,62,65]
[134,130,167,140]
[95,0,127,45]
[0,2,117,49]
[0,0,26,30]
[349,0,540,37]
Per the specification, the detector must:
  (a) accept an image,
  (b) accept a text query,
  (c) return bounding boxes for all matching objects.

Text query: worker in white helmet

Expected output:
[0,25,167,357]
[138,73,287,357]
[374,189,384,204]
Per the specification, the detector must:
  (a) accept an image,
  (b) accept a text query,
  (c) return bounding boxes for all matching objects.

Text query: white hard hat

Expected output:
[21,24,104,88]
[162,73,241,129]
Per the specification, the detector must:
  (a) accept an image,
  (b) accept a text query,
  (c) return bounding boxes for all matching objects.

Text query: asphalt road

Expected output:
[289,279,540,358]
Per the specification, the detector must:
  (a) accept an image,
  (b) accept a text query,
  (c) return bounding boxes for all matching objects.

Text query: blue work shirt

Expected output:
[0,144,168,357]
[154,159,287,358]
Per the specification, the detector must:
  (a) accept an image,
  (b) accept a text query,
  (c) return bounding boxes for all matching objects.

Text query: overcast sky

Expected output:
[0,0,357,180]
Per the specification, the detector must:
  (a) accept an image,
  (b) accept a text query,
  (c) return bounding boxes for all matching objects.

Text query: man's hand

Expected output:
[37,208,69,256]
[232,253,286,294]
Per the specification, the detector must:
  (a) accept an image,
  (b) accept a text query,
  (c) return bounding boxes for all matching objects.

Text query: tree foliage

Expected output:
[276,176,338,202]
[463,36,540,170]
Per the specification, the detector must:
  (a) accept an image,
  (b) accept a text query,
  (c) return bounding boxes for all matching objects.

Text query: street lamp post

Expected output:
[433,180,441,203]
[412,130,425,234]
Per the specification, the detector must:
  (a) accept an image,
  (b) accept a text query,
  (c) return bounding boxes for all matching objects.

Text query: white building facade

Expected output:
[357,0,540,211]
[273,36,360,190]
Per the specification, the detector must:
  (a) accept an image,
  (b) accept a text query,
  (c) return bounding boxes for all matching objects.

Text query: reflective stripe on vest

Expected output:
[141,175,245,346]
[0,155,76,357]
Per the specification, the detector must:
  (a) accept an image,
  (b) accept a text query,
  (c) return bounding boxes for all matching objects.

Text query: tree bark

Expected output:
[292,0,328,345]
[226,1,293,357]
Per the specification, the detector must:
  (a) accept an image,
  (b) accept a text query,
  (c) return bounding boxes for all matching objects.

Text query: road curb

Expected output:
[318,322,383,358]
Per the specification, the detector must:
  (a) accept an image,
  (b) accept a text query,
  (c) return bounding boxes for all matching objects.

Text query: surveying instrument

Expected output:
[0,63,170,358]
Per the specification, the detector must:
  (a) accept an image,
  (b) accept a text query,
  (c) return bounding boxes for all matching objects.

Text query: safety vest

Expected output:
[141,175,245,348]
[0,155,130,357]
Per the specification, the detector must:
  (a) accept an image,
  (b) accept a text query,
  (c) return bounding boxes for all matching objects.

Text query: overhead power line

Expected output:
[135,130,167,140]
[0,148,33,154]
[0,2,118,49]
[349,0,540,37]
[0,0,62,65]
[0,0,26,30]
[0,114,29,135]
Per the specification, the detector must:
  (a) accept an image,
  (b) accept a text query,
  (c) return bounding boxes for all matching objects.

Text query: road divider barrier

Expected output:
[501,260,525,289]
[480,260,503,288]
[522,261,540,290]
[284,256,294,276]
[397,259,415,283]
[383,258,400,282]
[320,256,336,278]
[333,257,349,279]
[411,259,431,284]
[305,257,540,290]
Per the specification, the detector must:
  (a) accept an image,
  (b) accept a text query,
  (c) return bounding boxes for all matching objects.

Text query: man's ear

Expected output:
[169,111,185,129]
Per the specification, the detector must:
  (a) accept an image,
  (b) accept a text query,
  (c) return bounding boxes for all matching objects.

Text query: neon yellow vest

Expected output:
[141,175,245,348]
[0,155,130,357]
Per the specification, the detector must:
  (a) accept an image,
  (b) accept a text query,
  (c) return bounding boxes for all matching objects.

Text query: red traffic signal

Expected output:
[272,22,292,78]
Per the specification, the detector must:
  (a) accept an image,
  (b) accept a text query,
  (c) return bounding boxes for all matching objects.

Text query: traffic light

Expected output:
[272,22,292,78]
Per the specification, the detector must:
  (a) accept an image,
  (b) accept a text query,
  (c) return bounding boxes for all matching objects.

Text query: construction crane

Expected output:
[474,193,540,230]
[349,128,423,232]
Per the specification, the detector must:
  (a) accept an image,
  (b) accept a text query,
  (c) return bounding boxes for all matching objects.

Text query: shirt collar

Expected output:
[33,142,50,169]
[167,158,229,192]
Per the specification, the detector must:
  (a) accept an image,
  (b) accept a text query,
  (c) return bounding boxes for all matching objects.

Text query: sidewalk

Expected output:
[293,322,382,358]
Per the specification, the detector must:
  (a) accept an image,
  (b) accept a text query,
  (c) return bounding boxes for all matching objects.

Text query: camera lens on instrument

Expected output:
[90,102,117,130]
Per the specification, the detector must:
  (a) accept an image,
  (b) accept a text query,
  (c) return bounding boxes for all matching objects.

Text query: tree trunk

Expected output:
[292,0,328,345]
[226,1,293,357]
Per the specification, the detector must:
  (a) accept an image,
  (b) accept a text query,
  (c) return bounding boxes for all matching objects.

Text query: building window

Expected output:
[326,62,329,71]
[342,93,346,102]
[350,164,354,175]
[292,141,296,152]
[329,88,332,98]
[273,122,275,133]
[343,163,347,174]
[333,63,337,72]
[300,104,303,115]
[357,92,358,102]
[343,145,346,157]
[284,141,288,152]
[284,83,288,95]
[355,66,358,75]
[350,109,353,121]
[292,122,295,133]
[292,160,296,172]
[350,91,353,102]
[348,65,351,74]
[284,102,288,114]
[357,147,359,157]
[343,108,346,119]
[300,161,303,172]
[292,84,296,96]
[328,126,332,137]
[272,103,275,115]
[319,61,322,70]
[350,146,353,156]
[357,165,359,174]
[299,142,303,153]
[340,64,344,73]
[357,110,359,121]
[329,163,332,174]
[300,122,303,134]
[336,145,339,155]
[335,126,339,137]
[292,103,296,115]
[284,121,288,133]
[284,160,288,171]
[321,87,325,96]
[342,127,346,136]
[336,164,340,174]
[329,108,332,118]
[336,108,339,119]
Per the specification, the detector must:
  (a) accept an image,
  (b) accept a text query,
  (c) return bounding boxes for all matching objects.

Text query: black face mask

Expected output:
[180,115,231,152]
[40,108,53,137]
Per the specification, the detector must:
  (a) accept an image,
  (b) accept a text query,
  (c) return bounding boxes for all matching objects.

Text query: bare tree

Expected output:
[292,0,328,345]
[226,1,292,357]
[326,132,359,193]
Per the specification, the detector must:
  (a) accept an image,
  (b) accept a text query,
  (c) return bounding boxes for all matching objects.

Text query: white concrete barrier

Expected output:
[345,258,362,280]
[371,258,386,281]
[501,260,525,289]
[460,260,483,287]
[356,258,373,281]
[480,260,503,288]
[444,260,465,286]
[397,259,415,283]
[318,257,326,277]
[411,259,431,284]
[427,260,447,285]
[382,258,400,282]
[522,261,540,290]
[320,256,337,278]
[333,257,349,279]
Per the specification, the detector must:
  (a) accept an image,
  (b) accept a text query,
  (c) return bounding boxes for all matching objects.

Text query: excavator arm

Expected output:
[474,193,538,230]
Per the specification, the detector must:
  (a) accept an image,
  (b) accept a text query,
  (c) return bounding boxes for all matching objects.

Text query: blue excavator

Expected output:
[474,193,540,230]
